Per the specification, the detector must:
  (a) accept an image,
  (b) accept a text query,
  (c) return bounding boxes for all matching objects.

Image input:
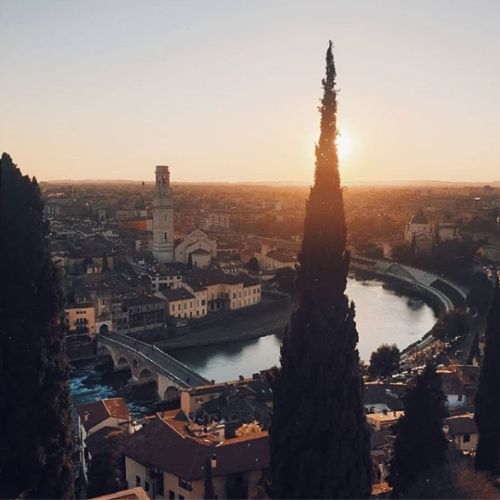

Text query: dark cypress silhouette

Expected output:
[203,455,216,499]
[0,153,74,498]
[475,277,500,474]
[270,42,371,499]
[388,364,448,498]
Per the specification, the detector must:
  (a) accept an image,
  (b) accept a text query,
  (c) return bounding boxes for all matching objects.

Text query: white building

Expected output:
[174,229,217,267]
[76,398,131,480]
[152,166,175,263]
[436,222,459,242]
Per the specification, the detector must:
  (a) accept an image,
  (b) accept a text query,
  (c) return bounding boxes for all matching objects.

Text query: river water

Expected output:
[69,277,437,410]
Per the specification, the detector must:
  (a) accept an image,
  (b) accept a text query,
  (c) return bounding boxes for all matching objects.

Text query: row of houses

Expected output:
[156,269,261,320]
[65,269,262,336]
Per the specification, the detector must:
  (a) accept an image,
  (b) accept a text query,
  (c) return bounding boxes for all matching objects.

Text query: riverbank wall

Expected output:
[350,256,468,313]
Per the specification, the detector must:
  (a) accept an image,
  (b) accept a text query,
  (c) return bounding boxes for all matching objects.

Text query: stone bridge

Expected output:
[97,331,210,400]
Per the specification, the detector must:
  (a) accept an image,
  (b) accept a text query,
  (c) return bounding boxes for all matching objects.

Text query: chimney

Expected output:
[383,409,388,415]
[211,454,217,469]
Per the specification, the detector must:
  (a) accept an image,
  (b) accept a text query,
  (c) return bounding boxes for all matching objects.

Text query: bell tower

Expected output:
[152,165,174,263]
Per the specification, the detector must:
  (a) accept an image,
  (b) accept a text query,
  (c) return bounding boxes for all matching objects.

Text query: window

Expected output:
[145,481,150,492]
[136,476,141,487]
[178,478,192,491]
[157,477,164,496]
[168,491,175,500]
[463,433,471,443]
[458,394,463,401]
[179,496,185,500]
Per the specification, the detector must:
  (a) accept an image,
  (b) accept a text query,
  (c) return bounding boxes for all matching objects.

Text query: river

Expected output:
[69,277,437,410]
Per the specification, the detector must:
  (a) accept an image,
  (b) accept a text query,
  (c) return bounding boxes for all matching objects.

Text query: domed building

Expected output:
[404,209,434,254]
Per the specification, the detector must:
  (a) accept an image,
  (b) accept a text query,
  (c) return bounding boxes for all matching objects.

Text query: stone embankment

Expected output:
[350,255,471,364]
[350,255,468,312]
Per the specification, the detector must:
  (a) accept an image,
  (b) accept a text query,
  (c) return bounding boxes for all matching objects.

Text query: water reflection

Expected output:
[70,278,437,406]
[172,278,437,382]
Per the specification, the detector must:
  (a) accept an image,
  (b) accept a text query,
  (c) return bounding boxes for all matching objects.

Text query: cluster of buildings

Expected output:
[77,372,273,499]
[75,359,484,499]
[403,209,460,255]
[364,363,481,490]
[45,166,277,357]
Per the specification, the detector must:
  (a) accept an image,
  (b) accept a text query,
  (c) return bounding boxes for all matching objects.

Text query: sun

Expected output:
[336,131,353,160]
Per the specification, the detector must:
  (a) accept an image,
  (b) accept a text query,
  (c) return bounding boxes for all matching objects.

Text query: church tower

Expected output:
[152,165,175,263]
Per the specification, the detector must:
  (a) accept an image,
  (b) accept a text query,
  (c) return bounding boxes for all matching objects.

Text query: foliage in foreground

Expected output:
[389,364,448,498]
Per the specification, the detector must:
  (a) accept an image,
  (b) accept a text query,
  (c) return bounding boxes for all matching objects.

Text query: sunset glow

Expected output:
[336,131,353,161]
[1,1,499,183]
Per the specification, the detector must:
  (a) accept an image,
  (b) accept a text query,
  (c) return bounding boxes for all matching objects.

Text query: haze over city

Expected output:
[1,0,499,184]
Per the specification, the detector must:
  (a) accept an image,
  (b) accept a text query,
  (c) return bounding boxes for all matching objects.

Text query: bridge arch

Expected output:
[138,367,154,380]
[116,356,132,370]
[163,386,180,401]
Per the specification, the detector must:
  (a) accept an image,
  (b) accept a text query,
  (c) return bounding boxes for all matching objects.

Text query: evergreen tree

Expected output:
[475,278,500,474]
[0,153,74,498]
[270,42,371,499]
[368,343,400,380]
[86,431,126,498]
[203,455,216,499]
[388,364,448,498]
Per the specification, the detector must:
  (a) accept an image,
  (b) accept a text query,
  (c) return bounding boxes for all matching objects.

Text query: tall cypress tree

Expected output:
[0,153,74,498]
[270,42,371,499]
[388,364,449,498]
[475,277,500,474]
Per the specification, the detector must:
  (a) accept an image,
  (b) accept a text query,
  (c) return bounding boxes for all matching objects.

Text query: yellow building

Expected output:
[366,411,404,431]
[65,303,96,338]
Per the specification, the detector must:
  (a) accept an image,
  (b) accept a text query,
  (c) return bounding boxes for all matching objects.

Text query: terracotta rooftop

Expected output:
[91,486,149,500]
[77,398,130,432]
[121,414,269,480]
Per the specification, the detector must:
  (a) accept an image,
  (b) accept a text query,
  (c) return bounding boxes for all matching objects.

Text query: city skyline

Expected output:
[1,0,499,183]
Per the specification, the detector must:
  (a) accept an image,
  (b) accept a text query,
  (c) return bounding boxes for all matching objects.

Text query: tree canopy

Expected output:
[475,279,500,474]
[389,364,448,498]
[0,153,74,498]
[368,343,400,380]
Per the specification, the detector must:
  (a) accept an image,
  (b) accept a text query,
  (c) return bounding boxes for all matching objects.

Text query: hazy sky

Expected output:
[1,0,499,183]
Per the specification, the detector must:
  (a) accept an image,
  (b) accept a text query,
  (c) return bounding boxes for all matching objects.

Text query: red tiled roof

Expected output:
[77,398,130,432]
[121,415,269,480]
[91,486,149,500]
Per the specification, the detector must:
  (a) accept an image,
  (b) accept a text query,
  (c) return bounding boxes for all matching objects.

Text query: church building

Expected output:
[152,166,216,267]
[404,209,434,254]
